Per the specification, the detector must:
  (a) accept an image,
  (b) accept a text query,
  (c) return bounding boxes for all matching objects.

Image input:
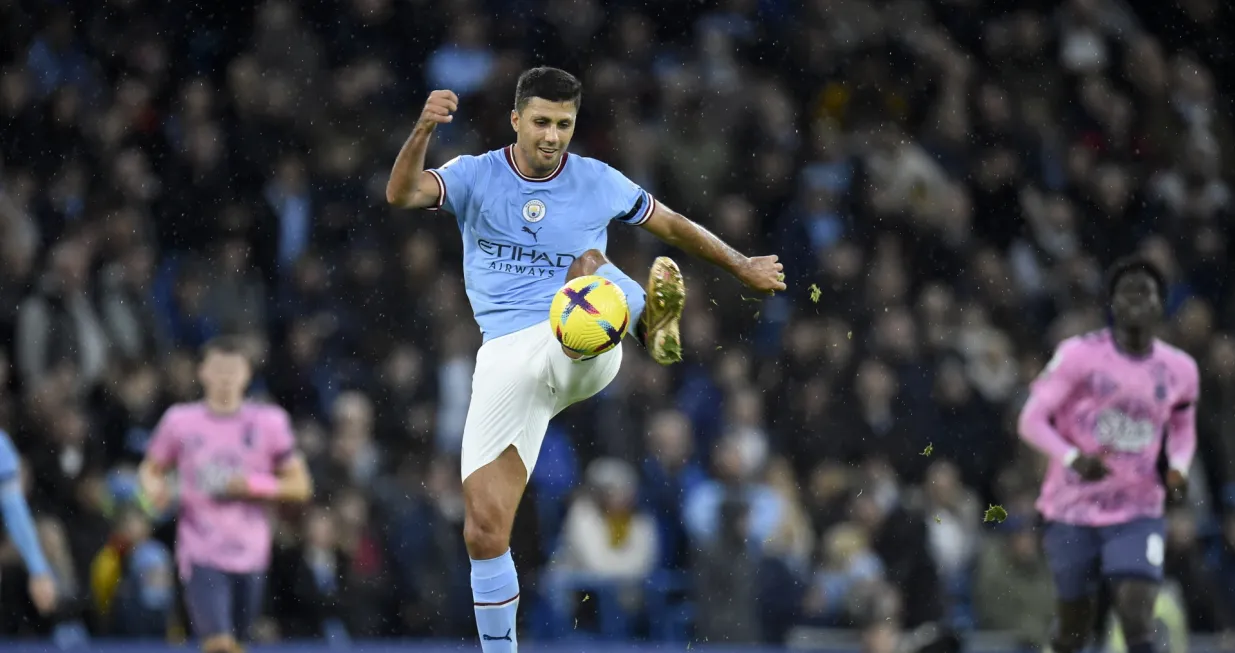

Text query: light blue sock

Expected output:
[595,263,647,337]
[471,550,520,652]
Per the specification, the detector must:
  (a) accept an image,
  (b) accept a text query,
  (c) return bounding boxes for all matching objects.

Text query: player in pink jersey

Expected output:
[1018,257,1198,653]
[138,337,313,653]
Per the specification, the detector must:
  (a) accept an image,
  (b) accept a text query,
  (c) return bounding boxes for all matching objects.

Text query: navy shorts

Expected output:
[1042,517,1166,601]
[183,565,266,641]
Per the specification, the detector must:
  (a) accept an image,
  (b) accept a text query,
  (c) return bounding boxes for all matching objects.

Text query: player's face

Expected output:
[1111,270,1163,329]
[198,351,252,404]
[511,97,577,174]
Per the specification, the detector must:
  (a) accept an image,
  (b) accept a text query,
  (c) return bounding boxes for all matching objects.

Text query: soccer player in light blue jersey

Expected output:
[0,429,58,616]
[387,67,784,650]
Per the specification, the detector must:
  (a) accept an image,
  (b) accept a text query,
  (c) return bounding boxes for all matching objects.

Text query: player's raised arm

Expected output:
[639,201,786,294]
[386,89,459,209]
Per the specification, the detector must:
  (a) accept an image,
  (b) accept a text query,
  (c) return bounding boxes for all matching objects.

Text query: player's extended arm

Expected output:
[385,90,458,209]
[640,202,786,294]
[1017,345,1084,466]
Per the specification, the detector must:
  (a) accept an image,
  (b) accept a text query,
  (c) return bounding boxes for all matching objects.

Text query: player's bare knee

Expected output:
[463,510,510,558]
[462,488,515,557]
[1114,585,1157,641]
[1053,603,1095,653]
[461,447,526,558]
[462,492,513,557]
[1115,601,1155,629]
[568,249,608,280]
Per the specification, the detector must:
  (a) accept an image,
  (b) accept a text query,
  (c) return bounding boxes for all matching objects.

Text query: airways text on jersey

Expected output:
[477,239,577,278]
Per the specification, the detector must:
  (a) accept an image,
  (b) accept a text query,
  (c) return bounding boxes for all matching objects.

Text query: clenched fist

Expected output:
[417,90,459,129]
[1070,454,1110,482]
[736,255,787,295]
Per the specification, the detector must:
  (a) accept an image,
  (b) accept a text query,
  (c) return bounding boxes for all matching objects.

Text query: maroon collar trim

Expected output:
[504,145,567,182]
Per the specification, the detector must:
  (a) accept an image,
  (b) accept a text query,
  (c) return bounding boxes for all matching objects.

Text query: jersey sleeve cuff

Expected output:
[615,191,656,226]
[426,169,446,211]
[631,192,656,226]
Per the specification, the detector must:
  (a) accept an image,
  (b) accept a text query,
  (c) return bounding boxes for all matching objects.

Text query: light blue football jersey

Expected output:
[427,146,655,341]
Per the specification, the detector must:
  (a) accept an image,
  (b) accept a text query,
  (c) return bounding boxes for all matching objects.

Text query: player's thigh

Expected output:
[229,571,266,642]
[1101,517,1166,585]
[550,341,623,413]
[460,327,556,482]
[184,565,236,639]
[1041,521,1103,601]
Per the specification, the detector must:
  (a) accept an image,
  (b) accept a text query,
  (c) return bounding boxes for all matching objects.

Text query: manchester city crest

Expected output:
[522,199,546,223]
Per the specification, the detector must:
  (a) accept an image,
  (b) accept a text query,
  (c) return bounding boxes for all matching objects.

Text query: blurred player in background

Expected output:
[386,67,785,651]
[0,429,57,616]
[138,337,312,653]
[1018,257,1199,653]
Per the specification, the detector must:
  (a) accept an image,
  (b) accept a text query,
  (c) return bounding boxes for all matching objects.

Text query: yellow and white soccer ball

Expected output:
[549,275,630,356]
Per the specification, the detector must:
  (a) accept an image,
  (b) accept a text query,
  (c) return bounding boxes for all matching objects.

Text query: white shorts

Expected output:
[460,320,623,481]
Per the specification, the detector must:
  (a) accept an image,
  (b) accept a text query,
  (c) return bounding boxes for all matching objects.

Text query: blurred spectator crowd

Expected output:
[2,0,1235,648]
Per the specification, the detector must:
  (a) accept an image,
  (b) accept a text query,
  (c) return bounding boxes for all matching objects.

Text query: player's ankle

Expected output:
[635,315,649,346]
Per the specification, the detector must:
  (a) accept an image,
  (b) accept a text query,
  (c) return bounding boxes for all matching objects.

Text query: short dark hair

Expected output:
[514,67,582,112]
[201,335,251,361]
[1106,255,1167,302]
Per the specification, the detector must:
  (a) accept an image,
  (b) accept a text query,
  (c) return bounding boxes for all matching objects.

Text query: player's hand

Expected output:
[1165,469,1188,505]
[417,90,459,129]
[221,475,253,500]
[28,574,57,614]
[736,255,787,295]
[140,477,172,514]
[1070,454,1110,482]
